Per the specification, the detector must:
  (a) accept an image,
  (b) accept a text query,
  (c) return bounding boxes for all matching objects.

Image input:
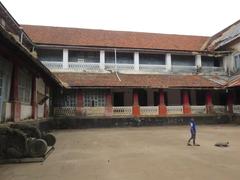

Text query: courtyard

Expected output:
[0,125,240,180]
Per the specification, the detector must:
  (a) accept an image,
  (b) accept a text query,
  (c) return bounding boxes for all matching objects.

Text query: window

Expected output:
[18,70,32,104]
[234,53,240,71]
[54,90,76,107]
[83,90,106,107]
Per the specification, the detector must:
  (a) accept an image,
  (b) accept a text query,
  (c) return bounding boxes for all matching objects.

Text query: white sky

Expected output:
[1,0,240,36]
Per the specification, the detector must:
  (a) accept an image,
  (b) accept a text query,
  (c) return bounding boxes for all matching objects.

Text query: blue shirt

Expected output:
[189,120,196,133]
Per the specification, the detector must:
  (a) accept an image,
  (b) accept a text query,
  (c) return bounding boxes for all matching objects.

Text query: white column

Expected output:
[100,50,105,70]
[166,53,171,71]
[63,49,69,69]
[134,52,139,71]
[195,54,202,68]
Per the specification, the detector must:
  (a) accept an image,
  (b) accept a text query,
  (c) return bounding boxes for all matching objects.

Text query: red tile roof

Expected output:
[22,25,209,52]
[54,73,222,88]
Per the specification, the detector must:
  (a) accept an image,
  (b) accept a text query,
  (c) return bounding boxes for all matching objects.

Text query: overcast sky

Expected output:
[1,0,240,36]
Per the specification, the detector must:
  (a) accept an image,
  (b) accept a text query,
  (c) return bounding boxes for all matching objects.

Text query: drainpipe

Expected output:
[114,48,117,71]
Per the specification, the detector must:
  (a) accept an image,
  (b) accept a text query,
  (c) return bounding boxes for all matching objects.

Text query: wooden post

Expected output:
[105,91,112,116]
[44,85,49,118]
[227,92,233,113]
[76,90,83,115]
[31,76,37,119]
[206,91,213,113]
[132,90,140,117]
[10,64,21,122]
[159,89,167,115]
[183,91,191,114]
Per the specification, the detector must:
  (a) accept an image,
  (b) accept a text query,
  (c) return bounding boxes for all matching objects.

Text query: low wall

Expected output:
[46,114,233,129]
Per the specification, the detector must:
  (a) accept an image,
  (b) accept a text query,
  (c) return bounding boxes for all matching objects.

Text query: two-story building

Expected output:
[20,20,240,119]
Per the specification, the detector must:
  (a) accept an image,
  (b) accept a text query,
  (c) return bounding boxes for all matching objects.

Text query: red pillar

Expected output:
[31,76,37,119]
[183,91,191,114]
[105,91,112,116]
[132,90,140,117]
[227,92,233,113]
[159,89,167,115]
[206,91,213,113]
[76,90,83,115]
[44,85,49,118]
[10,64,21,122]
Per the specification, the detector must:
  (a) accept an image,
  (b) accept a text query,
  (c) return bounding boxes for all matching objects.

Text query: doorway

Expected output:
[113,92,124,106]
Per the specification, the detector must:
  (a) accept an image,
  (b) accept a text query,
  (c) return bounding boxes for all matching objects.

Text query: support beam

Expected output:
[63,49,69,69]
[10,64,21,122]
[183,91,191,114]
[206,91,213,113]
[134,52,139,71]
[44,85,49,118]
[195,54,202,68]
[132,90,140,117]
[159,89,167,115]
[105,91,112,116]
[100,50,105,70]
[76,90,83,115]
[227,92,233,113]
[166,53,171,71]
[31,76,37,119]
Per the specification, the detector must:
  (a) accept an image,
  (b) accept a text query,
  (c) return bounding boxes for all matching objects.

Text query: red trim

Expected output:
[206,91,213,113]
[132,91,140,117]
[227,93,233,113]
[31,76,37,119]
[159,89,167,115]
[105,92,112,116]
[183,91,191,114]
[10,64,20,122]
[76,90,83,115]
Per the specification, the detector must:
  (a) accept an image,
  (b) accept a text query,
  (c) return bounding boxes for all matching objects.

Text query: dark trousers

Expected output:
[188,131,196,145]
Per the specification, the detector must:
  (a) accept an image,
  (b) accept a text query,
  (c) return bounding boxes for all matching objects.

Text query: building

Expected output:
[0,2,61,122]
[21,21,240,119]
[1,1,240,123]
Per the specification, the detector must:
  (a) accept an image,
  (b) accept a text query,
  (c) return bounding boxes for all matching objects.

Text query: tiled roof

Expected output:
[22,25,209,52]
[54,73,222,88]
[226,74,240,88]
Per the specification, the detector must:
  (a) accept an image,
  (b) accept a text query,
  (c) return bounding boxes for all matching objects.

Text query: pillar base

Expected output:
[183,105,191,114]
[105,106,113,116]
[11,101,21,122]
[133,105,140,117]
[206,105,214,114]
[159,105,167,115]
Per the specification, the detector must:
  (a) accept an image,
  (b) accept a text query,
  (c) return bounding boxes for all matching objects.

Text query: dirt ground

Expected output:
[1,125,240,180]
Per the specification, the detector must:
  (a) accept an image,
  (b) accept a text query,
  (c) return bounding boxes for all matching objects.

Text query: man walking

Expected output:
[187,118,199,146]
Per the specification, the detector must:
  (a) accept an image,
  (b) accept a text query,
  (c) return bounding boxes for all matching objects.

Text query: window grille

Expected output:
[83,90,106,107]
[18,70,32,104]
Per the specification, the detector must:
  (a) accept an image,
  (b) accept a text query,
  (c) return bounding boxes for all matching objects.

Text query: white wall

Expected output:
[20,104,32,120]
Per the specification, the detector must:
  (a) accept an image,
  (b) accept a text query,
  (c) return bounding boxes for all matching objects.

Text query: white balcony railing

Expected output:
[172,65,197,73]
[167,106,183,114]
[233,105,240,113]
[201,66,225,73]
[140,106,159,116]
[81,107,105,116]
[139,64,166,73]
[68,62,100,71]
[214,105,226,113]
[191,106,206,114]
[54,107,76,116]
[105,63,134,71]
[113,106,132,116]
[42,61,63,70]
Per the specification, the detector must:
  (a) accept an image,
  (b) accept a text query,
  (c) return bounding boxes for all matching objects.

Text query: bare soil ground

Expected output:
[1,125,240,180]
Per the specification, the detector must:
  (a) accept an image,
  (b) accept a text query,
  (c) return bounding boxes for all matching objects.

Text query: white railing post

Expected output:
[63,49,69,69]
[134,52,139,71]
[195,54,202,68]
[100,50,105,70]
[166,53,171,71]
